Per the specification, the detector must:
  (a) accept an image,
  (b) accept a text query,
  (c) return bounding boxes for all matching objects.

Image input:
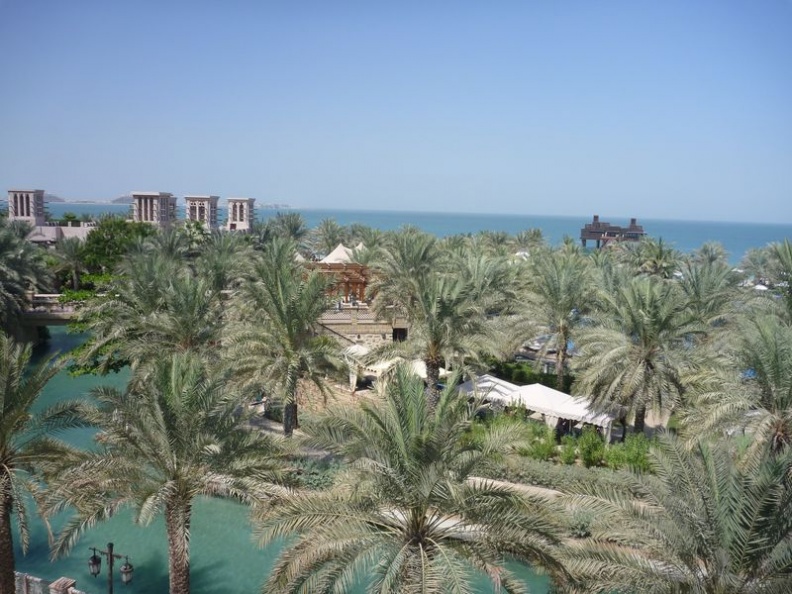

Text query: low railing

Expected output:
[14,571,87,594]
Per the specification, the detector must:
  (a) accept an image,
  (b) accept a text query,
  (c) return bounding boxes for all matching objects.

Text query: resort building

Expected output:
[131,191,178,229]
[6,189,94,244]
[8,189,46,226]
[580,215,646,248]
[184,195,219,230]
[226,197,255,231]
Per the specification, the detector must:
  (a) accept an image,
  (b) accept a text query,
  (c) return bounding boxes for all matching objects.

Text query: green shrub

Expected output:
[264,398,284,423]
[578,427,604,468]
[623,433,652,473]
[559,435,577,465]
[529,428,557,462]
[288,458,342,490]
[512,367,529,384]
[603,442,627,470]
[568,510,593,539]
[481,456,639,495]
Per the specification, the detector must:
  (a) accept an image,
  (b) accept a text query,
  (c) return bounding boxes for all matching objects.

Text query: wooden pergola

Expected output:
[310,263,371,303]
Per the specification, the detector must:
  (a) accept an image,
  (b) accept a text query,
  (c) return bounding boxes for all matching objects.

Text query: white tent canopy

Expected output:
[343,344,371,359]
[364,358,449,380]
[320,243,355,264]
[457,374,522,404]
[515,383,616,435]
[458,375,616,439]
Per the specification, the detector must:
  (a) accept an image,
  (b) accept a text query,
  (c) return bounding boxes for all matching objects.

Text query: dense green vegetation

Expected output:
[3,213,792,593]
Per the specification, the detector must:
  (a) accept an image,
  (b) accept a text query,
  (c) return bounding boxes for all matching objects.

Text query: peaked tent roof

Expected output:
[514,383,616,428]
[320,243,355,264]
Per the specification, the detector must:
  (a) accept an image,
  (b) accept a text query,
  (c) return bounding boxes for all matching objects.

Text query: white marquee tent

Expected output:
[457,374,522,404]
[459,375,617,440]
[515,384,616,438]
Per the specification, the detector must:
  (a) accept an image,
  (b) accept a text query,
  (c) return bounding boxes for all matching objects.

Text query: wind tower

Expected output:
[7,189,46,226]
[131,191,177,229]
[225,198,255,232]
[184,195,219,230]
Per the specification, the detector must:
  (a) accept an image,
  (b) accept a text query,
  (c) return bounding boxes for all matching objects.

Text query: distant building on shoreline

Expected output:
[184,195,220,230]
[580,215,646,248]
[225,197,256,231]
[131,191,178,228]
[6,189,94,243]
[5,189,260,240]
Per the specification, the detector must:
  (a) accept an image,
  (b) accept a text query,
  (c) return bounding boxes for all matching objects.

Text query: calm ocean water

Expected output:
[35,202,792,265]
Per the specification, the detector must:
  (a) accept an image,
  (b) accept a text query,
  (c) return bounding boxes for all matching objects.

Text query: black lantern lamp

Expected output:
[120,557,134,585]
[88,548,102,577]
[87,542,134,592]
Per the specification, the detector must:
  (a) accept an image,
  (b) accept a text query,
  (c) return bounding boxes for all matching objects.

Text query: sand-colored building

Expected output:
[184,195,220,230]
[131,191,178,228]
[6,189,94,244]
[225,197,255,231]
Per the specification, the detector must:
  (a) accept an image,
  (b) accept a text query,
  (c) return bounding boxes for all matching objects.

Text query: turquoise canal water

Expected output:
[15,327,550,594]
[35,202,792,265]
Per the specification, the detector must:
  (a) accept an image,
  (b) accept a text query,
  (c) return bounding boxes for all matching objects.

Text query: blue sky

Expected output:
[1,1,790,223]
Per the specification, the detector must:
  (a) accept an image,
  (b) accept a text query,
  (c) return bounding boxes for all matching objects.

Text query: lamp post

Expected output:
[88,542,134,593]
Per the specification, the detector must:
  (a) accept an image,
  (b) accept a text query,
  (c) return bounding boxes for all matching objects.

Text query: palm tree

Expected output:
[42,353,288,594]
[254,367,568,594]
[225,238,342,436]
[0,220,51,336]
[675,259,738,331]
[525,249,594,390]
[740,246,773,286]
[194,231,251,292]
[53,236,87,290]
[371,234,506,402]
[311,218,348,258]
[385,272,488,401]
[177,220,211,256]
[769,239,792,323]
[563,435,792,593]
[449,249,519,315]
[691,241,729,265]
[75,252,223,373]
[0,335,87,593]
[368,227,440,316]
[618,237,682,279]
[573,276,702,434]
[271,212,310,244]
[513,229,545,254]
[347,223,383,252]
[680,316,792,456]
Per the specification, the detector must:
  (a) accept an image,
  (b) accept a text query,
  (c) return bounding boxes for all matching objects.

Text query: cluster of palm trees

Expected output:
[3,212,792,593]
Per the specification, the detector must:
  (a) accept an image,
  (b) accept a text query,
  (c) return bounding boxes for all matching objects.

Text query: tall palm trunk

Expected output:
[424,356,442,406]
[165,500,191,594]
[283,402,298,437]
[283,385,299,437]
[71,269,80,291]
[0,487,15,594]
[555,346,568,391]
[634,403,647,435]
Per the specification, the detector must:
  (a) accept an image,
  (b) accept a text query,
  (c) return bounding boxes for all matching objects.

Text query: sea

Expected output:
[15,202,792,265]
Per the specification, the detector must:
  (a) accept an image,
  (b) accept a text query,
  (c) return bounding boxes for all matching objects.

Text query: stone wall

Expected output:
[318,307,407,348]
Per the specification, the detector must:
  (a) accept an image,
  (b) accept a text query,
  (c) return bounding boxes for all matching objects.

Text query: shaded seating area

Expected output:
[458,375,617,442]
